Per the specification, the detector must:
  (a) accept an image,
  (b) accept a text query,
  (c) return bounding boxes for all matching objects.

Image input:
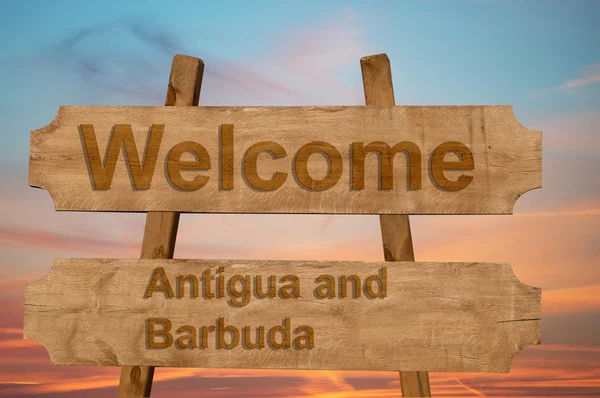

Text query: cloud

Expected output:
[529,63,600,97]
[411,201,600,290]
[15,16,305,106]
[0,295,25,330]
[0,224,139,257]
[542,311,600,347]
[42,18,179,103]
[15,12,368,107]
[532,111,599,152]
[269,9,366,103]
[0,342,598,396]
[320,215,335,236]
[560,63,600,90]
[453,378,486,396]
[543,284,600,316]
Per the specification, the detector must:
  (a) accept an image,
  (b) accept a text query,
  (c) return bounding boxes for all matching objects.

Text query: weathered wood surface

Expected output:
[24,259,541,372]
[361,53,432,396]
[118,54,204,398]
[29,105,541,214]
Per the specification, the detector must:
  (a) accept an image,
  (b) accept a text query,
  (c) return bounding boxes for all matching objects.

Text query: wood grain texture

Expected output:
[24,259,541,372]
[400,371,432,398]
[361,53,431,397]
[29,105,541,214]
[118,54,204,398]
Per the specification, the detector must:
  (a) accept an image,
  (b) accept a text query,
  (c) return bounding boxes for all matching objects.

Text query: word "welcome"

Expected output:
[81,124,475,193]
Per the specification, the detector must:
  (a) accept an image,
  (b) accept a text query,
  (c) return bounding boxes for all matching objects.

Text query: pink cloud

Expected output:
[411,201,599,290]
[543,284,600,316]
[0,343,598,396]
[264,9,366,104]
[0,224,138,257]
[534,111,599,151]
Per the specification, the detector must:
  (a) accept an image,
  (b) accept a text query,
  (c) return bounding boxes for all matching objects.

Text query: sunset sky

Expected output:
[0,0,599,397]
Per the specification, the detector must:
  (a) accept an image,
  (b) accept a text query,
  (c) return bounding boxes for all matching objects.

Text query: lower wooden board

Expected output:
[24,259,541,373]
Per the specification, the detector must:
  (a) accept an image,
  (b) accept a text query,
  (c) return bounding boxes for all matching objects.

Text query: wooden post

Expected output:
[117,54,204,398]
[360,53,432,397]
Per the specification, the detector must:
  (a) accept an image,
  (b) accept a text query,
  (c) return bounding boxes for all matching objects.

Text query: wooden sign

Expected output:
[24,259,541,372]
[29,105,541,214]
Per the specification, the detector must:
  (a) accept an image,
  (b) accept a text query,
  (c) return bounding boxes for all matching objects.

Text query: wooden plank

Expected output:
[118,54,204,398]
[28,105,542,214]
[24,259,541,373]
[361,53,431,396]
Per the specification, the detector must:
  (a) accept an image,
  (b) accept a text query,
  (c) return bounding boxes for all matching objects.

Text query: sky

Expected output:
[0,0,598,397]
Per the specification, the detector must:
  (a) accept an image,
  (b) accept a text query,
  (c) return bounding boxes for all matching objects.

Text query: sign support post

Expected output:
[117,54,204,398]
[361,53,432,396]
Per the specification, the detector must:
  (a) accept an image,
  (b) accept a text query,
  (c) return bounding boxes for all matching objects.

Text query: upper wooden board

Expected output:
[24,259,541,372]
[29,106,541,214]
